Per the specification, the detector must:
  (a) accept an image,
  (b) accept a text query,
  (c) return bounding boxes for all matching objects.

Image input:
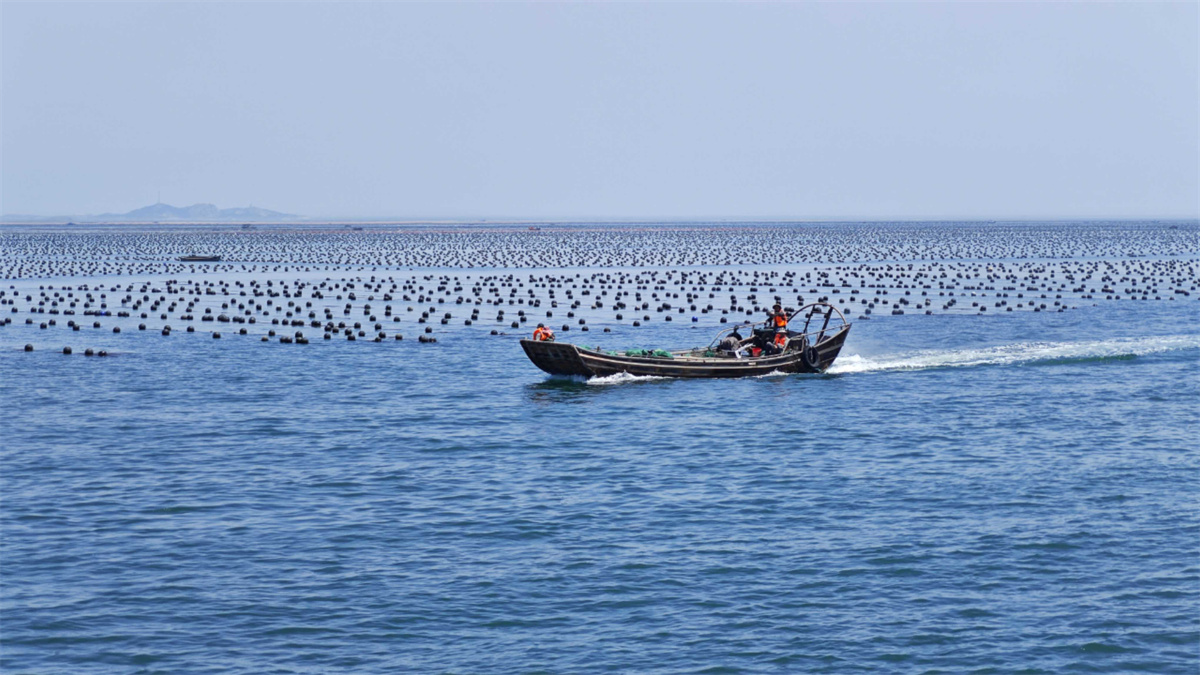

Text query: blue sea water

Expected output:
[1,229,1198,673]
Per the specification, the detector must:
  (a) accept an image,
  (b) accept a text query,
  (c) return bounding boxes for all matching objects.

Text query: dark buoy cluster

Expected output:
[57,346,108,356]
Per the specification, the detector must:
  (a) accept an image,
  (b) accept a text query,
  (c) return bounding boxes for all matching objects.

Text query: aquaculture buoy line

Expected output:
[0,222,1195,353]
[0,221,1195,275]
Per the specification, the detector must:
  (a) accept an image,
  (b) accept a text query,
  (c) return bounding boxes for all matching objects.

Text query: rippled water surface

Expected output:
[2,224,1198,674]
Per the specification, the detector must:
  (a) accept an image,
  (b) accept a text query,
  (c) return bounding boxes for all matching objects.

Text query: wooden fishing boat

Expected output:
[521,302,851,379]
[178,254,222,262]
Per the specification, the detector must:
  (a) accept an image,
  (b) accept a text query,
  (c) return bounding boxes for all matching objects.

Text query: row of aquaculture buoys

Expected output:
[0,223,1193,277]
[1,225,1195,357]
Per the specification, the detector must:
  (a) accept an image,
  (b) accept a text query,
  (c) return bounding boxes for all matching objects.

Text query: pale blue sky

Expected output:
[2,1,1196,219]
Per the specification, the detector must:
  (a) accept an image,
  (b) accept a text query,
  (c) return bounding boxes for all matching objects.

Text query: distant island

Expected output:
[2,202,299,223]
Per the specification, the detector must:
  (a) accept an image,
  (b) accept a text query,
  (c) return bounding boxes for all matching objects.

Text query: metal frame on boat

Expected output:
[521,302,852,379]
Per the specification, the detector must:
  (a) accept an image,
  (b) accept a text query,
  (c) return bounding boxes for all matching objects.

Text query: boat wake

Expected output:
[753,369,791,378]
[586,372,669,386]
[827,335,1200,375]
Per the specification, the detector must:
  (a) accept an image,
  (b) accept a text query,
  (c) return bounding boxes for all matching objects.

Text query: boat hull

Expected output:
[521,324,850,379]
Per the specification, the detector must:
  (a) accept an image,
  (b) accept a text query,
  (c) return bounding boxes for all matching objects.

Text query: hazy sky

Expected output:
[2,2,1196,219]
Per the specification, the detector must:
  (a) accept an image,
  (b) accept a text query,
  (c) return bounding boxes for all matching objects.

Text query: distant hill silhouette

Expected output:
[105,202,297,222]
[2,202,299,223]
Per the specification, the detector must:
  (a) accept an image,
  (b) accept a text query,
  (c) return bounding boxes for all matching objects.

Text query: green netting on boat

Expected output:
[622,348,674,358]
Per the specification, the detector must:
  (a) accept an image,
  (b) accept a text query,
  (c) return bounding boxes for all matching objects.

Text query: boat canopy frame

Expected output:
[704,302,850,352]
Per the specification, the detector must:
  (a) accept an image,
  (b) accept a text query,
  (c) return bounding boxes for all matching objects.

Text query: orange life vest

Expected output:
[533,327,554,341]
[771,312,788,328]
[773,331,787,347]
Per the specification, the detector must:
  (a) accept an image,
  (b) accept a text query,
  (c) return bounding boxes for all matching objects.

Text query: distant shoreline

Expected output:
[1,218,1196,227]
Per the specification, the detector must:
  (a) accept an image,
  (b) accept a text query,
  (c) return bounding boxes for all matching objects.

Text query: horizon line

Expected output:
[2,215,1197,225]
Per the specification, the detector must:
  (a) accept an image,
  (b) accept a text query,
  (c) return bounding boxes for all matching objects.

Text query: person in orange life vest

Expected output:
[532,323,555,342]
[768,304,788,352]
[767,303,789,330]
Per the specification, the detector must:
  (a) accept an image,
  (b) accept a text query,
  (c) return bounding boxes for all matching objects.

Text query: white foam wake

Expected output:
[826,335,1200,375]
[586,371,668,385]
[753,369,791,379]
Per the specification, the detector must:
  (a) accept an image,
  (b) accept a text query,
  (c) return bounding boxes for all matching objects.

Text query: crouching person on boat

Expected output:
[532,323,555,342]
[759,329,787,355]
[719,327,748,358]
